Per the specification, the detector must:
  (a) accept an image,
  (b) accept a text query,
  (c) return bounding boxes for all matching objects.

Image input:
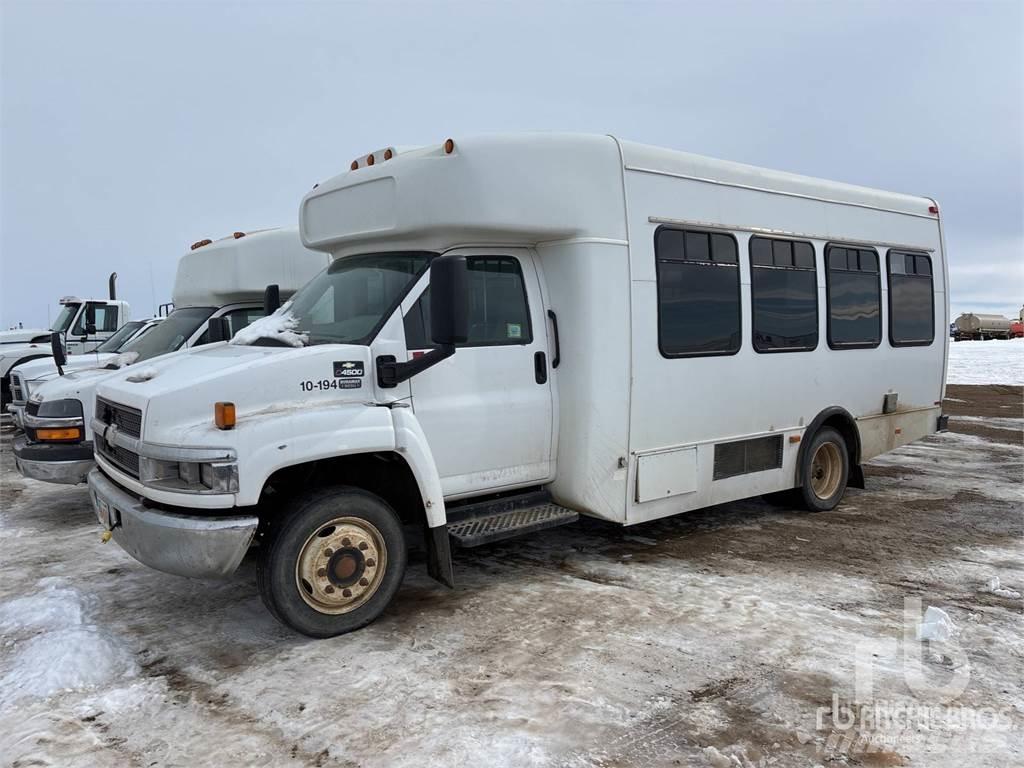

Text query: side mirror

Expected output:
[50,332,67,375]
[207,316,232,343]
[264,284,281,316]
[85,304,96,334]
[429,256,469,346]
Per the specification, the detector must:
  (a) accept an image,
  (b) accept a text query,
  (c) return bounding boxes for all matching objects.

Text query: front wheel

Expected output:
[796,427,849,512]
[257,486,407,638]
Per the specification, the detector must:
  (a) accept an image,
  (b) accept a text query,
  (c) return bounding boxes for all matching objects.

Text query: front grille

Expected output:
[26,402,39,417]
[96,397,142,438]
[10,373,24,403]
[96,438,140,478]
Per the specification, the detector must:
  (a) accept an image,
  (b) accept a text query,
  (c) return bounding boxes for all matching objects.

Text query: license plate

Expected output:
[96,496,113,530]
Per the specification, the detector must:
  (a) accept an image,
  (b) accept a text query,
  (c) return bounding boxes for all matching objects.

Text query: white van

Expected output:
[14,228,328,485]
[0,277,131,408]
[89,134,948,637]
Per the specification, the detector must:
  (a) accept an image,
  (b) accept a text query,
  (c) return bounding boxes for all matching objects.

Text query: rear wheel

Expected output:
[797,427,849,512]
[257,486,407,638]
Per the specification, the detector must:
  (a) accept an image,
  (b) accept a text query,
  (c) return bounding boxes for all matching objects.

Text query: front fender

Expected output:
[391,406,446,527]
[232,402,398,506]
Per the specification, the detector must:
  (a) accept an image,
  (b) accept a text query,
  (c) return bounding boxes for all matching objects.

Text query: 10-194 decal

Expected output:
[299,360,364,392]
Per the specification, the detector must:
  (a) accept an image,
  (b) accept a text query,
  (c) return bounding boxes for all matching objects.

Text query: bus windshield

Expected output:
[240,253,431,347]
[94,321,146,353]
[119,307,214,363]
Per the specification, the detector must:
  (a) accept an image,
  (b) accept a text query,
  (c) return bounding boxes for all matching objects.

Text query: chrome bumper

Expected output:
[13,436,94,484]
[7,403,24,429]
[88,468,259,579]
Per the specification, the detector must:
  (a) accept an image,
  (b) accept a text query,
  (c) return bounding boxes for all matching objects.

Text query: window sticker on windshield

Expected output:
[334,361,364,377]
[507,323,522,339]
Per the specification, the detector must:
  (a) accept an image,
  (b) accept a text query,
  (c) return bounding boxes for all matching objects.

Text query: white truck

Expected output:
[88,134,949,638]
[7,317,164,428]
[0,275,130,408]
[14,228,328,486]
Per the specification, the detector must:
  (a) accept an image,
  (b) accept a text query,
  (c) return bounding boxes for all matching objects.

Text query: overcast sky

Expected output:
[2,0,1021,328]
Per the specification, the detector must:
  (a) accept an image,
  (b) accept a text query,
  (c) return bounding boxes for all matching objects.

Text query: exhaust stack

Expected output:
[108,272,118,300]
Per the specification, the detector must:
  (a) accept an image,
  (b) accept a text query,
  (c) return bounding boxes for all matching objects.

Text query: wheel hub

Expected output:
[809,442,842,500]
[295,518,387,615]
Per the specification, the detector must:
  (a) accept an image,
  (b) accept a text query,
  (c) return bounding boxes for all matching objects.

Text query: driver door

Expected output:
[401,248,555,499]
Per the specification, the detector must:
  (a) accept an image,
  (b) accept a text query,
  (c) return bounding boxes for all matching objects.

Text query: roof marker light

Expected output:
[444,138,455,154]
[384,148,393,160]
[350,160,359,171]
[366,153,375,166]
[928,204,939,214]
[232,231,245,239]
[191,239,212,250]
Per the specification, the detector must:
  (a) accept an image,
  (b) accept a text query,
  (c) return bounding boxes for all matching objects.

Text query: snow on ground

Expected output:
[0,386,1021,767]
[947,338,1023,385]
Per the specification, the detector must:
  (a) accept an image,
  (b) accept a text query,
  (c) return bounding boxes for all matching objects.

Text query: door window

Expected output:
[72,303,118,335]
[404,256,533,349]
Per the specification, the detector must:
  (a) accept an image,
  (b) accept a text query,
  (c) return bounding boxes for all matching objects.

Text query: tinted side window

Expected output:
[655,227,741,357]
[404,256,532,349]
[825,244,881,348]
[888,250,935,346]
[749,236,818,352]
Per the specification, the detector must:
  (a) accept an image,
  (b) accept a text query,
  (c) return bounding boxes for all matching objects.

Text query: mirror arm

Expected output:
[376,344,455,388]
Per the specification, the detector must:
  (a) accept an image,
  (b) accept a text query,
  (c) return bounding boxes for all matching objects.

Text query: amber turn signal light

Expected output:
[37,427,82,441]
[215,402,236,430]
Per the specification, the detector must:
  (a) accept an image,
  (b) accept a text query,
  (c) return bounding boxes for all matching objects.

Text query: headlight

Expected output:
[138,457,239,494]
[37,398,84,419]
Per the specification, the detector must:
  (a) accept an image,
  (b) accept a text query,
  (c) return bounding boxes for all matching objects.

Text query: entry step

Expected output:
[446,492,578,548]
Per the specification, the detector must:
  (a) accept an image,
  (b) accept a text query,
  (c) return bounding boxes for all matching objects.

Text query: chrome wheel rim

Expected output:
[810,442,843,499]
[295,517,388,615]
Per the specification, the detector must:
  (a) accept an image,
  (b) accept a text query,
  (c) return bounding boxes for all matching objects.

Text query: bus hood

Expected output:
[17,351,119,383]
[0,343,53,376]
[95,343,375,443]
[0,328,49,345]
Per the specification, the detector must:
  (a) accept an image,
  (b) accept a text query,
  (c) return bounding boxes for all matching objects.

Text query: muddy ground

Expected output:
[0,385,1021,767]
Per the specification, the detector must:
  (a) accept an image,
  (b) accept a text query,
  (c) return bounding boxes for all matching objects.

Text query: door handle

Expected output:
[546,309,560,368]
[534,351,547,385]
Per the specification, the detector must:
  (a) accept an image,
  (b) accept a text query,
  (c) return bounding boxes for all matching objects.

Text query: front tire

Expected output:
[257,486,407,638]
[797,427,849,512]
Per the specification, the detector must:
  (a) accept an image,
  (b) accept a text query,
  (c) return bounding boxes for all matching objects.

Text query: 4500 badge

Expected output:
[299,360,364,392]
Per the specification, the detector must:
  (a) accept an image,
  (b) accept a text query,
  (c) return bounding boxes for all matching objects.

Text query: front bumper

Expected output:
[7,403,24,429]
[13,436,94,484]
[88,468,259,579]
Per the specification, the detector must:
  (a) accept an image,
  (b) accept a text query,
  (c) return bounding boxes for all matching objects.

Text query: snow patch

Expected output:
[125,367,158,382]
[984,576,1022,600]
[946,338,1023,385]
[0,581,137,707]
[105,350,139,369]
[916,606,957,642]
[230,302,307,348]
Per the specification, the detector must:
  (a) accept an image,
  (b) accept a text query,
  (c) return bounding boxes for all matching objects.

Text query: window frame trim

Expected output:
[824,242,883,351]
[654,224,742,360]
[747,235,820,354]
[886,248,936,348]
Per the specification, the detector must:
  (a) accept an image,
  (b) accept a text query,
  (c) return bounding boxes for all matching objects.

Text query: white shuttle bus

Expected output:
[89,135,948,637]
[14,229,328,486]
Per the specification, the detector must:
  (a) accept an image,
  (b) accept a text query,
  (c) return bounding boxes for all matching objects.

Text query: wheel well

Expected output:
[261,452,425,526]
[821,413,860,465]
[796,407,862,487]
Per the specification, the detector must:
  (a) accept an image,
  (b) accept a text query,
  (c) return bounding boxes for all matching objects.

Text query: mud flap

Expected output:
[849,463,866,490]
[425,524,454,588]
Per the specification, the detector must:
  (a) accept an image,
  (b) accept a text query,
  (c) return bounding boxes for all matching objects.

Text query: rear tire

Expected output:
[796,427,849,512]
[257,486,407,638]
